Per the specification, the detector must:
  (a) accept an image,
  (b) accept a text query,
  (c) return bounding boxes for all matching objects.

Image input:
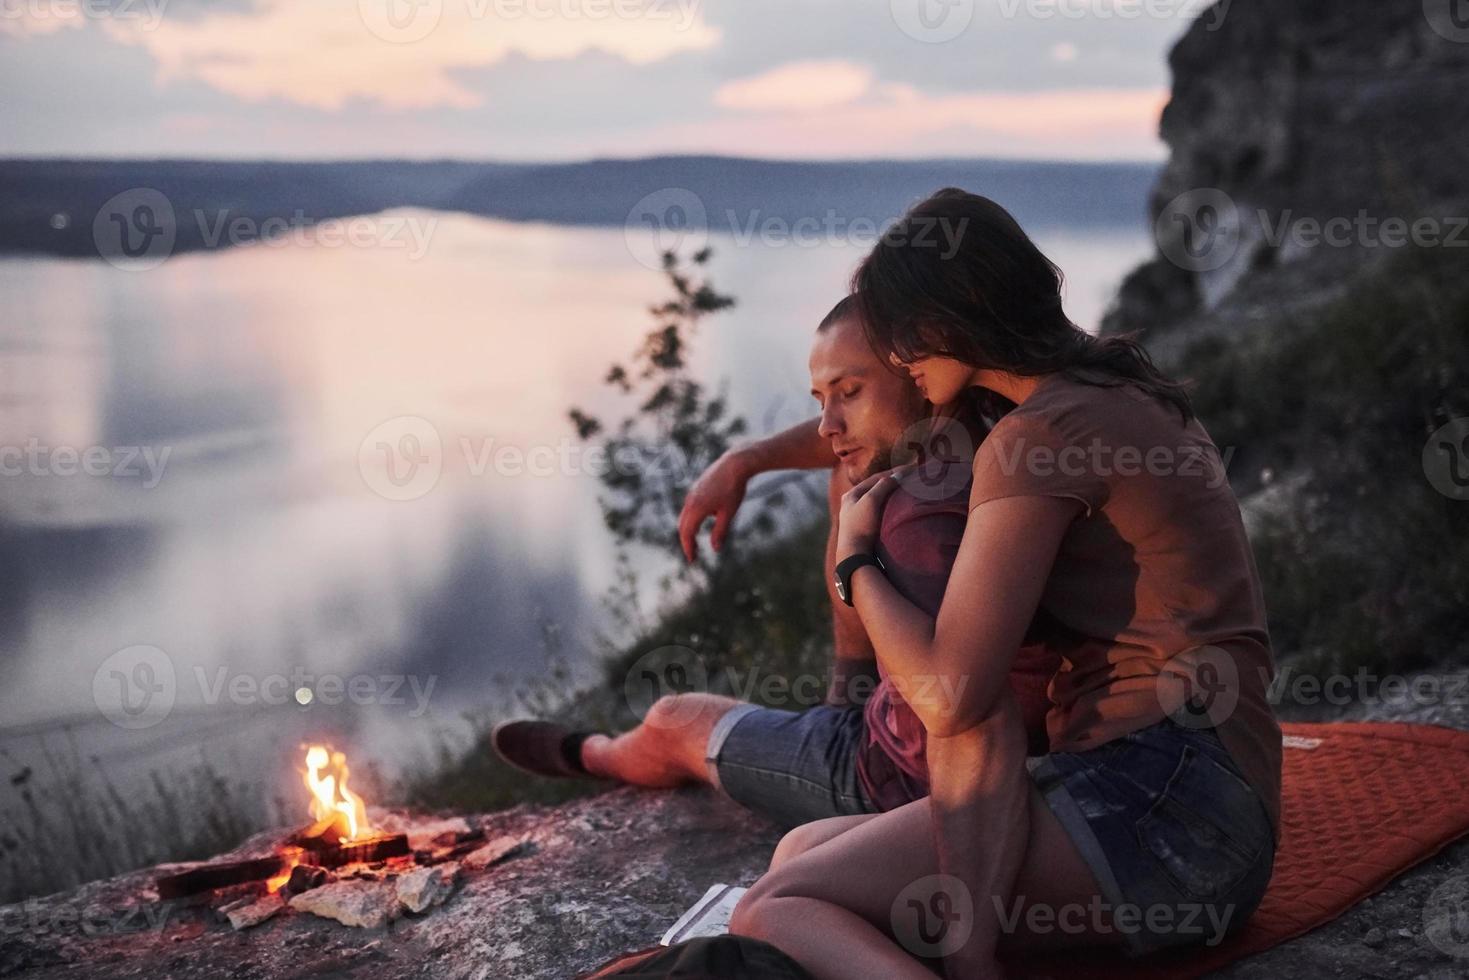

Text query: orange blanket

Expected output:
[1014,721,1469,978]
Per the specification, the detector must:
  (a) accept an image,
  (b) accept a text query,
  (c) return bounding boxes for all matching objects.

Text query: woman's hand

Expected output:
[835,465,910,560]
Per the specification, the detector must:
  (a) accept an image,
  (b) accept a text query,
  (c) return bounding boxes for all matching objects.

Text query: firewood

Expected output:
[313,833,411,868]
[156,856,287,900]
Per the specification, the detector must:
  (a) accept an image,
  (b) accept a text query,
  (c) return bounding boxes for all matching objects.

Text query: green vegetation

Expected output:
[1178,245,1469,679]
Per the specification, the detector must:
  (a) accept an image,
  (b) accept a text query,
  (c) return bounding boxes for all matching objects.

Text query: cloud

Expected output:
[101,0,721,110]
[646,83,1169,160]
[714,59,873,112]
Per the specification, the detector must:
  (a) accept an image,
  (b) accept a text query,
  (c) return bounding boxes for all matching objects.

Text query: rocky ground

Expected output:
[2,670,1466,980]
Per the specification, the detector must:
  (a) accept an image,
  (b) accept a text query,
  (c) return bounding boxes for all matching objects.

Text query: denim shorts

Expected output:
[1029,717,1277,956]
[704,703,881,829]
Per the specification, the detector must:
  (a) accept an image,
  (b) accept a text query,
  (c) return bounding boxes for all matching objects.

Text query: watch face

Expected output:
[833,575,847,601]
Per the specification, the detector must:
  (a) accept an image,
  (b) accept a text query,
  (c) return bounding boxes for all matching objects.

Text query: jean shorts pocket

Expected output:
[1134,744,1266,904]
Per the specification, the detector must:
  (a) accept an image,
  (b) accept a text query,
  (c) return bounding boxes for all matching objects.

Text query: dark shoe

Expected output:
[491,719,599,779]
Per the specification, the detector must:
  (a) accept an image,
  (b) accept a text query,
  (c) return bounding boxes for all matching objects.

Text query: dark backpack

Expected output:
[574,935,815,979]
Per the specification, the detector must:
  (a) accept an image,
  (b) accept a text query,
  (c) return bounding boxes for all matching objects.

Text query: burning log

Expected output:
[156,856,288,901]
[311,833,411,868]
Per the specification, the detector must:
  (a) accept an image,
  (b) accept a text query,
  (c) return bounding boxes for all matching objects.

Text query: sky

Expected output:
[0,0,1215,161]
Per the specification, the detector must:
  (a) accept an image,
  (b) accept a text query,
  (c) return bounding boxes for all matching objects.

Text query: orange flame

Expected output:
[302,744,372,842]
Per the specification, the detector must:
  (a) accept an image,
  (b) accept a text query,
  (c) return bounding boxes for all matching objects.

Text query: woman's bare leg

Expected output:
[729,776,1118,980]
[578,692,744,788]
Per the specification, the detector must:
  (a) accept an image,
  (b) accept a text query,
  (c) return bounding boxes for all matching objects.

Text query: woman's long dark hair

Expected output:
[852,188,1192,422]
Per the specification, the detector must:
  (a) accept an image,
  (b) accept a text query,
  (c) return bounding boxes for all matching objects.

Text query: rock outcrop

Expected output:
[1103,0,1469,343]
[3,670,1468,979]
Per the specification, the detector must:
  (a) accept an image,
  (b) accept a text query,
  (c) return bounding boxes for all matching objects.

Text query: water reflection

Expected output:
[0,211,1150,790]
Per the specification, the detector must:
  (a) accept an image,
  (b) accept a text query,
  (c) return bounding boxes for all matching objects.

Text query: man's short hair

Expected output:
[818,294,860,333]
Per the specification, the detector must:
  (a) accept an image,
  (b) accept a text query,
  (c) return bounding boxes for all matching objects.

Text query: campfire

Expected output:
[154,744,524,930]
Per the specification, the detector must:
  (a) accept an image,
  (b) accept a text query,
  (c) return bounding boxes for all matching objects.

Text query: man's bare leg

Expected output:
[579,692,745,788]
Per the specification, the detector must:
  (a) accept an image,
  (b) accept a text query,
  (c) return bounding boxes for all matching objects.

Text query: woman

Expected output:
[727,189,1281,979]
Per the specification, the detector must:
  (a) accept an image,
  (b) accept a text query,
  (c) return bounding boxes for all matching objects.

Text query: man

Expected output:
[491,296,1056,828]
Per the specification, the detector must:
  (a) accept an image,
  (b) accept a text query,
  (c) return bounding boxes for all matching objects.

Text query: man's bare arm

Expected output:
[678,415,830,562]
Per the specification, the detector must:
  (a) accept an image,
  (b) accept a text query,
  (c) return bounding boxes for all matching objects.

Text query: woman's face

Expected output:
[888,352,974,407]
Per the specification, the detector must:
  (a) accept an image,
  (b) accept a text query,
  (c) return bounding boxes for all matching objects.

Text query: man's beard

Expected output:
[858,444,894,481]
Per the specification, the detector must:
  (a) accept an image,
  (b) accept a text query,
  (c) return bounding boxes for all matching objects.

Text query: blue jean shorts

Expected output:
[1029,717,1277,956]
[704,702,881,829]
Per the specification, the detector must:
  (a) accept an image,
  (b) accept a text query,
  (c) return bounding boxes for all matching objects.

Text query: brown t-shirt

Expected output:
[857,456,1060,812]
[968,374,1283,831]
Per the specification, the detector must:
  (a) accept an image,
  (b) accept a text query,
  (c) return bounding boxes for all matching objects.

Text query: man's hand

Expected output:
[678,449,755,562]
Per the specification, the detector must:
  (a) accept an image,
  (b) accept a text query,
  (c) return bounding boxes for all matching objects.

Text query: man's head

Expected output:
[810,295,929,484]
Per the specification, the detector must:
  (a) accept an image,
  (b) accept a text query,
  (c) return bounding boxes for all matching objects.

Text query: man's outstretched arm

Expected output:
[678,416,829,562]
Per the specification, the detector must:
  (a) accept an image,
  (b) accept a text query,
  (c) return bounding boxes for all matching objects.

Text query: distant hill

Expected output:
[0,156,1157,260]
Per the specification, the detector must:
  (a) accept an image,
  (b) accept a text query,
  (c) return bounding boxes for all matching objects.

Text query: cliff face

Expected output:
[1103,0,1469,341]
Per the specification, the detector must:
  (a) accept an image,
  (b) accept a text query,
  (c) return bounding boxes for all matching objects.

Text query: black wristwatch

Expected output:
[834,553,885,606]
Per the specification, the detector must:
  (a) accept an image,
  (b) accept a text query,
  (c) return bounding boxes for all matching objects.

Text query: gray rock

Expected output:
[396,863,459,914]
[289,879,401,930]
[226,893,284,931]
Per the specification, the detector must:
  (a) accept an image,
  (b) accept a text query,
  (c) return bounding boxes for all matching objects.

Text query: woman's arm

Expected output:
[841,484,1076,977]
[678,416,831,561]
[839,477,1078,736]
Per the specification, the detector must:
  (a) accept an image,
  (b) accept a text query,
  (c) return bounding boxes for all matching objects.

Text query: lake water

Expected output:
[0,210,1151,808]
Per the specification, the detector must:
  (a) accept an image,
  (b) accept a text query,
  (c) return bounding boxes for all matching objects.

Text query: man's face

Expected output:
[809,316,929,483]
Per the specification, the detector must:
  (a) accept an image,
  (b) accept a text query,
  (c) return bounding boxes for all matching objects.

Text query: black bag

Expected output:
[574,935,815,979]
